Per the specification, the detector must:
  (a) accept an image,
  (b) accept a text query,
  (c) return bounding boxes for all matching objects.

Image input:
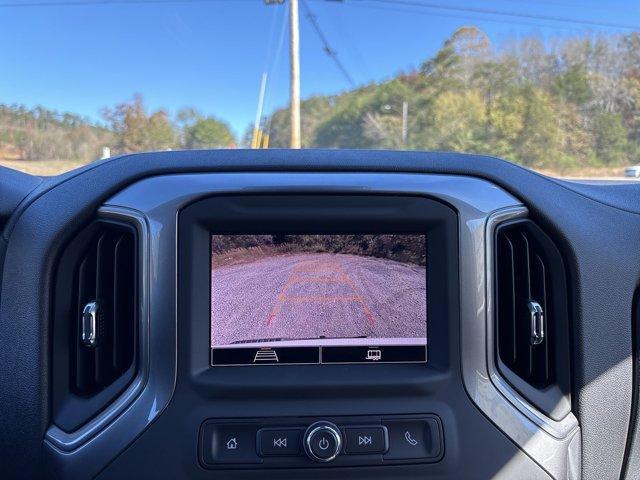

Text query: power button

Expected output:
[304,421,342,462]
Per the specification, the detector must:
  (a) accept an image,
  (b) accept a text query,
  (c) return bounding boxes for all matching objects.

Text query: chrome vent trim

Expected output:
[46,207,151,451]
[485,208,578,439]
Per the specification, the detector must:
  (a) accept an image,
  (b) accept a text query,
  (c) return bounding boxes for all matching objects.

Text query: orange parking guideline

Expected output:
[265,259,376,327]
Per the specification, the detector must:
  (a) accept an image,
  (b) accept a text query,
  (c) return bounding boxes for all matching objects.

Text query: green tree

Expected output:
[429,89,486,152]
[592,112,629,165]
[552,65,593,105]
[269,95,335,148]
[101,94,177,153]
[513,87,564,168]
[421,26,490,87]
[312,91,376,149]
[184,117,235,149]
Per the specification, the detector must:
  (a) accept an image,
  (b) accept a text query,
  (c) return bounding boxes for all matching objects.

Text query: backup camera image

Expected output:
[210,234,427,365]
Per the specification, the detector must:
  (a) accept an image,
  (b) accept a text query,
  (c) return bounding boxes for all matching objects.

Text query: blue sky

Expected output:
[1,0,638,136]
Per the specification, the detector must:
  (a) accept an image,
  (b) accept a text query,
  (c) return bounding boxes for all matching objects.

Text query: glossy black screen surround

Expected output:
[181,195,451,376]
[179,194,459,399]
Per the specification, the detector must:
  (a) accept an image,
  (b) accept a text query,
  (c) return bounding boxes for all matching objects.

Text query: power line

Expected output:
[331,2,373,79]
[251,4,281,148]
[3,0,637,32]
[300,0,356,87]
[0,0,246,8]
[346,1,580,32]
[263,4,288,132]
[4,0,633,31]
[353,0,640,30]
[263,2,282,72]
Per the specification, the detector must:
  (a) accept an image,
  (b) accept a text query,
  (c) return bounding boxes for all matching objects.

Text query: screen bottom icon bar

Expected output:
[211,345,426,366]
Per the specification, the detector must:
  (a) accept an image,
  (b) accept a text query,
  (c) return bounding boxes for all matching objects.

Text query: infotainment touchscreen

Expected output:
[210,234,427,365]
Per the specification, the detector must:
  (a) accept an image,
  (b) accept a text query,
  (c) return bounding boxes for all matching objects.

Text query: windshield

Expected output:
[1,0,639,180]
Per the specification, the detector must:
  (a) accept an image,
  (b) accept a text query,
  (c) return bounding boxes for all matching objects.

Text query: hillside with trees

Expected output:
[268,28,640,172]
[0,94,236,170]
[0,104,113,163]
[1,27,639,175]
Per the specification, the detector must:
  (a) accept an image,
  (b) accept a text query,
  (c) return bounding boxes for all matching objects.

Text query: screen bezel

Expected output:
[209,233,428,366]
[179,194,458,394]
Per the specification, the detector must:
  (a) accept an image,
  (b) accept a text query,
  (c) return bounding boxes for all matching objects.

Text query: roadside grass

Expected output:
[0,158,91,176]
[535,166,630,179]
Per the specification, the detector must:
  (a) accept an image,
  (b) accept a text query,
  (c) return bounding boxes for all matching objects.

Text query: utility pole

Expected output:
[401,101,408,146]
[289,0,301,148]
[383,101,409,147]
[263,0,301,148]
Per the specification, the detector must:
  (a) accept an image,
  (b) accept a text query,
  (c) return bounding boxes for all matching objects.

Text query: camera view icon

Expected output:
[365,349,382,361]
[253,349,279,363]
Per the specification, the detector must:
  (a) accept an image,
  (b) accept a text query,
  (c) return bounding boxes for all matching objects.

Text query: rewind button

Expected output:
[258,428,302,456]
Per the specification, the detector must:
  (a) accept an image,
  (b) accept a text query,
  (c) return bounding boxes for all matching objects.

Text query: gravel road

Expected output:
[211,253,426,347]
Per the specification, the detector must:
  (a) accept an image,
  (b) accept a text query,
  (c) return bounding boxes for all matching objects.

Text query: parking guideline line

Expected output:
[265,258,377,328]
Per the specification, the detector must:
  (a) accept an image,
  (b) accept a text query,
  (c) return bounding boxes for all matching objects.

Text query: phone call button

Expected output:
[382,418,443,460]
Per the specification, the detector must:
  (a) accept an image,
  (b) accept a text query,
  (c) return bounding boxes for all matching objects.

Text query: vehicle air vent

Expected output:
[72,221,137,395]
[52,219,138,432]
[494,219,571,420]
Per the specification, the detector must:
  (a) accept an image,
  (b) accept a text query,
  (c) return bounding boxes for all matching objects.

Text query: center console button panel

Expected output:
[199,415,443,469]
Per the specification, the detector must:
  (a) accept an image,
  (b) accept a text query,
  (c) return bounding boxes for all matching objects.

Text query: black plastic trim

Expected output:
[51,219,139,432]
[494,219,571,420]
[623,288,640,479]
[181,194,454,395]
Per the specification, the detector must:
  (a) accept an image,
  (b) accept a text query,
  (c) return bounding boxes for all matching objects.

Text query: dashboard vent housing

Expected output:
[53,219,139,432]
[494,219,571,419]
[73,222,137,395]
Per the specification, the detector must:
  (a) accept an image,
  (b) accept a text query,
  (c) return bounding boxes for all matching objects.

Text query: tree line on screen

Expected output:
[1,27,640,173]
[211,234,426,267]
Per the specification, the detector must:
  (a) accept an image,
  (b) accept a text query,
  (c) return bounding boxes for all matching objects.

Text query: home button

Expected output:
[200,423,261,465]
[304,421,342,462]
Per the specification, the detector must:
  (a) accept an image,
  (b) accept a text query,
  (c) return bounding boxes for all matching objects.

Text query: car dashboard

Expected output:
[0,149,639,480]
